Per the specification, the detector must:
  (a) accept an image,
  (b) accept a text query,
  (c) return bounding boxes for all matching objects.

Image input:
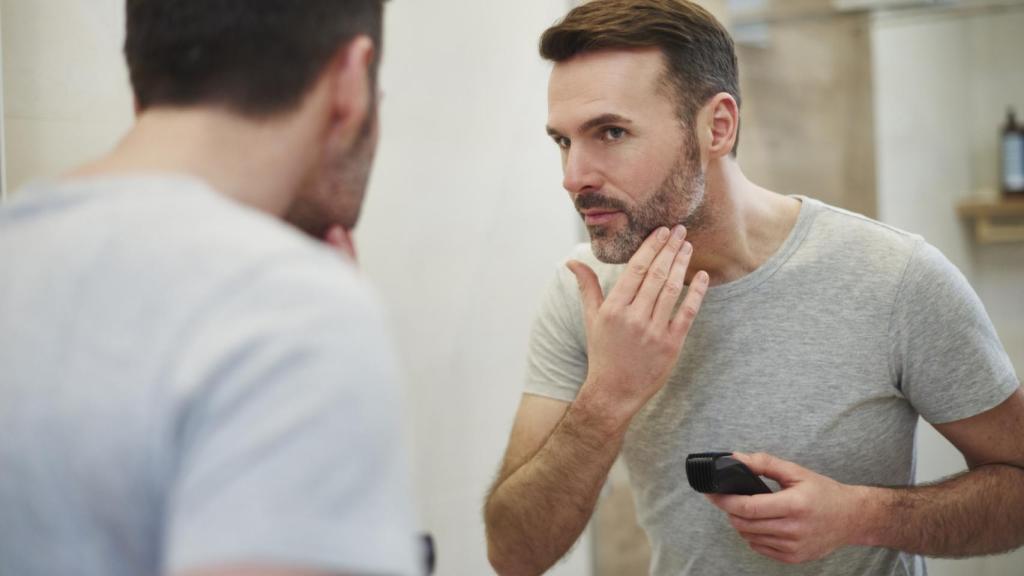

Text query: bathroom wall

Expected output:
[1,0,132,196]
[872,4,1024,574]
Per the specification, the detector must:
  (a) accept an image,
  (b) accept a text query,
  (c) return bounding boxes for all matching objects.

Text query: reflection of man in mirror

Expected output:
[485,1,1023,574]
[0,2,420,576]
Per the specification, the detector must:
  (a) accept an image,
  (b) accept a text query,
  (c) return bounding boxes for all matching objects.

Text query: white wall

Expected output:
[872,6,1024,576]
[358,2,590,574]
[1,0,132,194]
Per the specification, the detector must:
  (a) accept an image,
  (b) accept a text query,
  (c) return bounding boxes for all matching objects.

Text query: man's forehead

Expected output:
[547,48,669,129]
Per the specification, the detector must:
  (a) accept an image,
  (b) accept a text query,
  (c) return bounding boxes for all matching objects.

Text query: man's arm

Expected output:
[860,386,1024,556]
[483,393,623,576]
[485,225,709,575]
[708,387,1024,564]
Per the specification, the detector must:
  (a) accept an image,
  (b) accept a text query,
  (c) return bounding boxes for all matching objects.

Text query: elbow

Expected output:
[484,504,512,574]
[484,499,537,576]
[485,529,518,576]
[487,540,514,576]
[487,545,538,576]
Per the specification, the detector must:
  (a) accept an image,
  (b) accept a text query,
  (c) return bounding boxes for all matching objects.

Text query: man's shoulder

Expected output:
[800,197,925,275]
[180,210,370,323]
[10,175,366,317]
[809,198,922,252]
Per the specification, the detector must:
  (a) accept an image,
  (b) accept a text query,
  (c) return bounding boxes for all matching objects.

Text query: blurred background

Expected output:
[1,0,1022,575]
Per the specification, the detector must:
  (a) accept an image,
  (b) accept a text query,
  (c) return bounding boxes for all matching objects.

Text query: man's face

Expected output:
[547,48,707,264]
[286,95,380,239]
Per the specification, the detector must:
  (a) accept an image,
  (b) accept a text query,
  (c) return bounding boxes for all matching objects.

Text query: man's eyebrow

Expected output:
[546,113,634,138]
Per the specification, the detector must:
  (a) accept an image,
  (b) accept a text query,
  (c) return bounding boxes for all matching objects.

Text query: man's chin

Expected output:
[589,238,634,265]
[284,199,360,242]
[284,204,330,240]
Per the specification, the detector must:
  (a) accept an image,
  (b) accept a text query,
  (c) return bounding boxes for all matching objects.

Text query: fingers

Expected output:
[749,542,792,563]
[728,515,794,538]
[566,260,604,322]
[707,492,790,520]
[634,225,688,317]
[324,225,358,263]
[669,269,709,339]
[649,236,693,326]
[732,452,807,487]
[605,226,672,307]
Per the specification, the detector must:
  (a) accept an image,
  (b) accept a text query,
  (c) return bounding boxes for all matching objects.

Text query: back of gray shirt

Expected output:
[525,197,1018,576]
[0,177,418,576]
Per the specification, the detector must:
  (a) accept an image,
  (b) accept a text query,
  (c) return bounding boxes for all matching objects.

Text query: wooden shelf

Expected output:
[957,197,1024,244]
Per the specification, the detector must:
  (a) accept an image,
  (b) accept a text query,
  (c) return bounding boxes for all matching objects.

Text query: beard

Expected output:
[578,137,707,264]
[285,103,378,240]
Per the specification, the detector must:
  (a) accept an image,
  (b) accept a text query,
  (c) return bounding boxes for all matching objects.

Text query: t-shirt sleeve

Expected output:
[523,263,589,403]
[164,255,418,576]
[890,240,1019,424]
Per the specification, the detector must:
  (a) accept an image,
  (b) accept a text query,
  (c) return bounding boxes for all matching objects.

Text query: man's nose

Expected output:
[562,148,602,195]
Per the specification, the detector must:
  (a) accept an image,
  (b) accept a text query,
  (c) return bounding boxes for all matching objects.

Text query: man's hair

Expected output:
[125,0,385,117]
[540,0,741,154]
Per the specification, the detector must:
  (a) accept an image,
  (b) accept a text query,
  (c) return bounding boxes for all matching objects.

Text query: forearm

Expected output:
[856,464,1024,557]
[485,392,628,575]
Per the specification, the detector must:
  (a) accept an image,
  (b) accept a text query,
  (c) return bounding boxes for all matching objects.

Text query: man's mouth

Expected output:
[581,210,623,226]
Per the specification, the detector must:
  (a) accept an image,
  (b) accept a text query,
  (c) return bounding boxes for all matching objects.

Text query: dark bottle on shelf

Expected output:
[1002,107,1024,197]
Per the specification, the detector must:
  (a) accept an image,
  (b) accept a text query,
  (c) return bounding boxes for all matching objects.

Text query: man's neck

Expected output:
[69,106,319,217]
[685,161,802,286]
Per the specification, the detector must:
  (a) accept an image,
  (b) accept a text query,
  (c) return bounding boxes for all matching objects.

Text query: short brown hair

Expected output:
[540,0,740,153]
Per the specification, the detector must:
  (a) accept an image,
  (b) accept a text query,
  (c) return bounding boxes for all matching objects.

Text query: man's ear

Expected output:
[327,35,376,148]
[702,93,739,160]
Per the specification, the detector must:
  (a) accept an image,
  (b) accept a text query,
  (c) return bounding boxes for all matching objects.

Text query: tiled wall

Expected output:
[737,11,877,218]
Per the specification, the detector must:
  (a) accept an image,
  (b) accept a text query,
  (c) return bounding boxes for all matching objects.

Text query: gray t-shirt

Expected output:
[0,176,419,576]
[524,197,1019,576]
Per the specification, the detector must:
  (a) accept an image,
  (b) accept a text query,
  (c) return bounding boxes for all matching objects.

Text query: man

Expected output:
[0,1,419,575]
[484,1,1024,575]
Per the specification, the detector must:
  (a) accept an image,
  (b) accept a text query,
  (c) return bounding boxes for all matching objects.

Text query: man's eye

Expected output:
[554,137,570,150]
[603,127,627,141]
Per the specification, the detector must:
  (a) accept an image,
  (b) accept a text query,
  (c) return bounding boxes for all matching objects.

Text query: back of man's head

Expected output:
[125,0,385,118]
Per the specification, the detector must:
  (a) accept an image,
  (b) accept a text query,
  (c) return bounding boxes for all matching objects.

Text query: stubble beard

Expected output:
[285,104,378,240]
[583,141,707,264]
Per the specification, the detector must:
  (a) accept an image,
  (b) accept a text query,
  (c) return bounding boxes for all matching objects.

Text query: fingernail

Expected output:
[682,241,692,254]
[699,271,709,282]
[673,225,686,239]
[657,227,670,242]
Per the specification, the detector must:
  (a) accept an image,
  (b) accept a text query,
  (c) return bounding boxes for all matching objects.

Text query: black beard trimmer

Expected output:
[685,452,773,495]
